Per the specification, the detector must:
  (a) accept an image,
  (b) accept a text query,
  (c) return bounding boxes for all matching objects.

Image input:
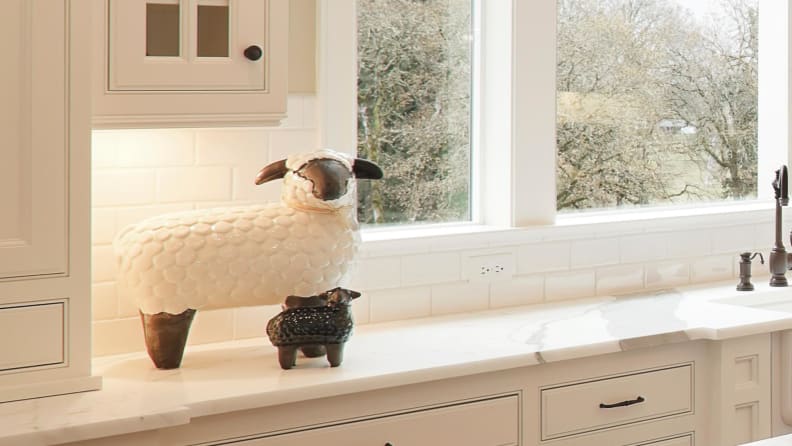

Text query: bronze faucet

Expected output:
[770,165,790,286]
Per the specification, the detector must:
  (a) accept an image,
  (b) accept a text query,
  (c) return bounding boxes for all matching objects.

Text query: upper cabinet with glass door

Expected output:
[92,0,288,128]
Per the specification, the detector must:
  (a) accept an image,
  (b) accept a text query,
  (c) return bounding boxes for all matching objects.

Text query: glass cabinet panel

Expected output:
[197,3,229,57]
[146,2,180,56]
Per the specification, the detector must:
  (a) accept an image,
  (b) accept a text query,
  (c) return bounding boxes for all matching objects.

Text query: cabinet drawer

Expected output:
[226,395,519,446]
[542,364,692,440]
[0,301,65,372]
[638,434,692,446]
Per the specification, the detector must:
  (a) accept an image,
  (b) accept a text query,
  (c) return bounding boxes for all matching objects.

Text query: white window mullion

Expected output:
[316,0,357,155]
[477,0,512,227]
[511,0,557,226]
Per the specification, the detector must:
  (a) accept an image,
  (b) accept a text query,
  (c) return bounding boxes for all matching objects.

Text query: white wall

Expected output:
[90,94,778,357]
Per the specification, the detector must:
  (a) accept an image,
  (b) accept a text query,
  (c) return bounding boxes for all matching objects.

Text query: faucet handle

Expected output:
[774,165,789,204]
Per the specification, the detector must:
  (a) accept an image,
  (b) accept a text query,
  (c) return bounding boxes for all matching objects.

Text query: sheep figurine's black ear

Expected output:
[255,159,288,185]
[353,158,383,180]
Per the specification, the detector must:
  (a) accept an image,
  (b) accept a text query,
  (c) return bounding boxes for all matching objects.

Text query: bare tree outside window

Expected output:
[357,0,472,225]
[557,0,758,211]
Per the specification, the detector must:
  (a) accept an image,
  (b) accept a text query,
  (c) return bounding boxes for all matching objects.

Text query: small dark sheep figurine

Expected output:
[266,287,360,369]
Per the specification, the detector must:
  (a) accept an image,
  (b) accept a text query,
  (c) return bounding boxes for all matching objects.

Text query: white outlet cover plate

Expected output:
[463,252,516,282]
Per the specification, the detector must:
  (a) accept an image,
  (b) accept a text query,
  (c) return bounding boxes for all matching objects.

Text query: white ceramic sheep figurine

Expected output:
[113,149,383,369]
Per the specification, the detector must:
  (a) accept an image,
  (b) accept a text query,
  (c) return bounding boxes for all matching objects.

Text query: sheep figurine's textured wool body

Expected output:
[266,287,360,369]
[113,149,382,369]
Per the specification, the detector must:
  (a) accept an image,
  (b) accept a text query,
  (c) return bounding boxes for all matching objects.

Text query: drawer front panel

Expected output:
[228,395,519,446]
[638,434,692,446]
[542,364,692,440]
[0,301,65,372]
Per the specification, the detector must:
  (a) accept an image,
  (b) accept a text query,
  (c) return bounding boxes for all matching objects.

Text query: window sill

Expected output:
[360,201,779,258]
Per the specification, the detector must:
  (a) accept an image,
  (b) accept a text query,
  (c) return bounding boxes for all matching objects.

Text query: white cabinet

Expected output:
[92,0,289,128]
[0,0,99,402]
[238,395,519,446]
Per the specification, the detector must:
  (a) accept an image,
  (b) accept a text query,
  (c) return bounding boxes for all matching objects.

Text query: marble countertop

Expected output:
[741,433,792,445]
[6,281,792,445]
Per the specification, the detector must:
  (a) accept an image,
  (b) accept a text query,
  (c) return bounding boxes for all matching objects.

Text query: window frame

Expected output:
[317,0,792,244]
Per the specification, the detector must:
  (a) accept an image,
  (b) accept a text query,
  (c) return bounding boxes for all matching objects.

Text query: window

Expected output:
[355,0,474,226]
[319,0,788,236]
[556,0,759,212]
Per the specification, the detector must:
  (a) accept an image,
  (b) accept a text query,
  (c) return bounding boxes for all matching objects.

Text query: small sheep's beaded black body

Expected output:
[266,287,360,369]
[266,305,354,346]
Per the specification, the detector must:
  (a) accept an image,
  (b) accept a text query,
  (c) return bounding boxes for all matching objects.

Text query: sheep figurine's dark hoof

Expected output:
[276,343,345,369]
[267,288,360,369]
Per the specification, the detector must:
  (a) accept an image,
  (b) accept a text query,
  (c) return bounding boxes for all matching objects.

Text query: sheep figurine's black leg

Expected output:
[277,346,298,369]
[326,343,344,367]
[140,309,196,369]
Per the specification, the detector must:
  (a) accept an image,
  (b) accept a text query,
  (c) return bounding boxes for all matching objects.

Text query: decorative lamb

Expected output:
[266,287,360,369]
[114,149,383,369]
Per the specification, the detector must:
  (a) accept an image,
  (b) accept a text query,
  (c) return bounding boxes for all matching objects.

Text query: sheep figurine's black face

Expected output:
[324,287,361,305]
[255,150,383,210]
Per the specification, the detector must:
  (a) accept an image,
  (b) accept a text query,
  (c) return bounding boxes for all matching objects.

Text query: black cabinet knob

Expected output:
[385,443,393,446]
[244,45,263,61]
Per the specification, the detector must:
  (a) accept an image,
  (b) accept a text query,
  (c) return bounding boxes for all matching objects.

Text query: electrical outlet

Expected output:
[464,252,515,282]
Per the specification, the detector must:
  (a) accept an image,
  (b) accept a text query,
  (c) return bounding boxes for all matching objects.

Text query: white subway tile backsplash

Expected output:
[369,287,432,323]
[91,208,116,245]
[545,271,596,302]
[92,245,117,282]
[620,233,668,263]
[401,252,460,286]
[596,264,644,296]
[352,293,371,325]
[187,309,234,346]
[753,222,774,252]
[645,261,690,289]
[114,129,195,167]
[571,238,619,268]
[91,282,118,321]
[691,255,734,283]
[431,282,490,316]
[489,275,544,308]
[157,167,232,202]
[234,305,281,340]
[666,229,711,259]
[269,130,319,158]
[351,257,402,291]
[93,170,156,206]
[91,131,119,168]
[518,241,570,274]
[710,225,756,255]
[117,289,139,318]
[232,166,282,202]
[195,129,269,165]
[92,317,144,357]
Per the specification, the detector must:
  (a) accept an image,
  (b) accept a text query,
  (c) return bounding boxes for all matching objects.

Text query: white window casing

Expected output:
[318,0,792,247]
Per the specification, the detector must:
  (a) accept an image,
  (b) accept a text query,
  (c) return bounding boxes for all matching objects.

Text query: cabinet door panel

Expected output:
[108,0,269,91]
[231,395,519,446]
[0,0,67,280]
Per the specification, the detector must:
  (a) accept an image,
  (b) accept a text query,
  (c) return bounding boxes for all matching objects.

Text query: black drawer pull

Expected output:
[599,396,645,409]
